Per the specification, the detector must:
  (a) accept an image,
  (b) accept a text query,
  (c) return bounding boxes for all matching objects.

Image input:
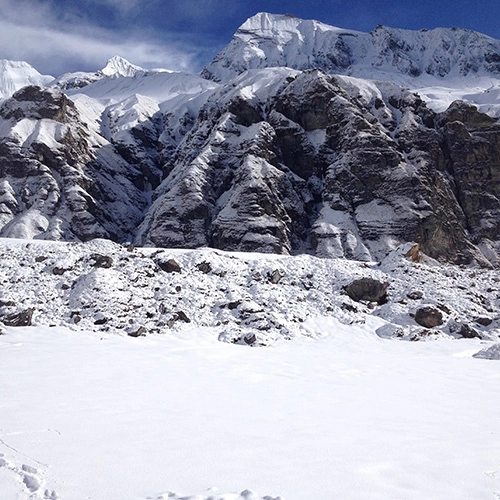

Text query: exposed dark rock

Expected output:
[2,308,34,326]
[176,311,191,323]
[436,303,452,315]
[128,326,147,337]
[341,302,359,313]
[410,329,440,341]
[475,316,493,326]
[244,333,257,345]
[414,306,444,328]
[196,261,212,274]
[344,278,388,304]
[227,300,242,310]
[155,257,181,273]
[52,267,69,275]
[94,317,108,325]
[90,254,113,268]
[459,323,481,339]
[269,269,285,284]
[134,69,500,265]
[407,290,424,300]
[167,310,191,327]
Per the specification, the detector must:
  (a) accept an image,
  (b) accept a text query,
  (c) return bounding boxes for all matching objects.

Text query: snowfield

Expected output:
[0,238,499,499]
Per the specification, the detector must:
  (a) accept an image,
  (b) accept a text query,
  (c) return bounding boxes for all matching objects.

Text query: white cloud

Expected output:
[0,0,201,75]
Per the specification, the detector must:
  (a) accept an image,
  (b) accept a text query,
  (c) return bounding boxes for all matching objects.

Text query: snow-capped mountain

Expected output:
[203,12,500,116]
[0,14,500,266]
[100,55,147,78]
[0,59,53,99]
[203,12,500,82]
[2,18,500,499]
[51,55,164,91]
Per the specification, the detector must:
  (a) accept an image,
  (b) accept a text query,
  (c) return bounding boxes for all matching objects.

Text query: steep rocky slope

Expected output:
[0,85,151,241]
[137,68,500,265]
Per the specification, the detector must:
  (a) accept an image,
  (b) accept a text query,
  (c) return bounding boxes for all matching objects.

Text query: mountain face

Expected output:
[135,68,500,265]
[0,60,53,99]
[1,14,500,266]
[202,13,500,82]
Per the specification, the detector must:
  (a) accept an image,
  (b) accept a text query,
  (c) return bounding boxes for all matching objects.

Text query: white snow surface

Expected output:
[204,12,500,117]
[0,60,53,99]
[0,239,499,499]
[101,55,146,78]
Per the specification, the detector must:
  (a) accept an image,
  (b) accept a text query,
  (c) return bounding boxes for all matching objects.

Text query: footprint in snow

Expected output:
[485,467,500,479]
[0,455,59,499]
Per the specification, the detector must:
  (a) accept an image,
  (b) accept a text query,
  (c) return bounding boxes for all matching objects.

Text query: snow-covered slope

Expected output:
[0,236,499,499]
[0,60,53,99]
[203,12,500,83]
[0,238,497,345]
[65,69,218,142]
[202,13,500,116]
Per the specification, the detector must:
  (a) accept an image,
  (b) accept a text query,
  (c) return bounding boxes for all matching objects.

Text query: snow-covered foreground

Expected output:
[1,320,500,500]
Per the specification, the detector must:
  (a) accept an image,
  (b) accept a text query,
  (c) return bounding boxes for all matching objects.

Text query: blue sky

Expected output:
[1,0,500,76]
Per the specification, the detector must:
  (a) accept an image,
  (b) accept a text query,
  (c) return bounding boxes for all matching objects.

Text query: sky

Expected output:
[2,0,500,77]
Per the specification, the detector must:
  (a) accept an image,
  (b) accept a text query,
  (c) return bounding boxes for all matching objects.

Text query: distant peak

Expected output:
[0,59,36,69]
[101,56,144,78]
[238,12,302,32]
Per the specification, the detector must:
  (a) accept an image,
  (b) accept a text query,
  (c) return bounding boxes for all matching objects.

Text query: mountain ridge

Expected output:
[202,12,500,83]
[0,13,500,266]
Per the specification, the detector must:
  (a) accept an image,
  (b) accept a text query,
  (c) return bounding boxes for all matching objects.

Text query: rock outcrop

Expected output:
[0,86,153,242]
[136,69,500,265]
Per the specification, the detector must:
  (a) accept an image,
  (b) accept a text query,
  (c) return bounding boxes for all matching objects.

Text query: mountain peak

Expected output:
[203,12,500,83]
[101,56,145,78]
[0,59,54,99]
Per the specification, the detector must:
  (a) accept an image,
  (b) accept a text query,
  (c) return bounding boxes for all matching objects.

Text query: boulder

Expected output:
[128,326,147,337]
[414,306,443,328]
[2,308,34,326]
[475,317,493,327]
[90,254,113,269]
[167,311,191,327]
[407,290,424,300]
[156,258,181,273]
[196,261,212,274]
[243,333,257,345]
[269,269,285,284]
[459,323,481,339]
[52,267,69,275]
[404,244,423,263]
[344,278,388,305]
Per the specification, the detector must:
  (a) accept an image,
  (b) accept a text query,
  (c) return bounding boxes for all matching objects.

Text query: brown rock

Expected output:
[414,306,443,328]
[345,278,388,305]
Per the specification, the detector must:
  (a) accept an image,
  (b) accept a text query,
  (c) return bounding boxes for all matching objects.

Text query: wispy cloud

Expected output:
[0,0,203,75]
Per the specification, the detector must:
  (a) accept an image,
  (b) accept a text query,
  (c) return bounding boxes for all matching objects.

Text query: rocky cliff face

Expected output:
[1,15,500,266]
[0,86,152,241]
[135,69,499,265]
